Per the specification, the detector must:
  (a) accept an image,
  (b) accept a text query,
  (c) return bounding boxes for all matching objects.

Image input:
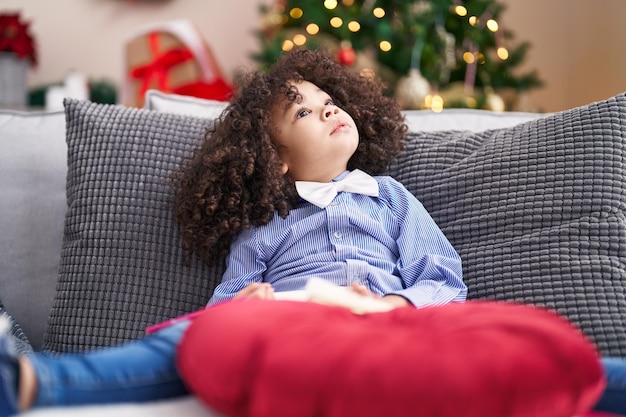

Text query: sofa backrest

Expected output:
[7,89,626,359]
[0,109,66,350]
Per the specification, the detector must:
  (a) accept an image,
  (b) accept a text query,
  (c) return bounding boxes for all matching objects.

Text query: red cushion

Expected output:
[177,300,605,417]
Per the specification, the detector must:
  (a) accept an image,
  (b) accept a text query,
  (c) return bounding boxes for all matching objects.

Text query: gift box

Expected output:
[123,19,233,107]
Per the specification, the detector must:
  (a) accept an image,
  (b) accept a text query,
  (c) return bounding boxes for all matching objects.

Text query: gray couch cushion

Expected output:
[387,92,626,357]
[0,110,66,351]
[44,100,224,353]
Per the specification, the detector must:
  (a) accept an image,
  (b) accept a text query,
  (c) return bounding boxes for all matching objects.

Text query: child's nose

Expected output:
[324,107,338,119]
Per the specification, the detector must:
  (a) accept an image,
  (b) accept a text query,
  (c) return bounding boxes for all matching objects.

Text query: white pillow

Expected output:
[403,108,545,132]
[143,90,227,119]
[144,89,544,132]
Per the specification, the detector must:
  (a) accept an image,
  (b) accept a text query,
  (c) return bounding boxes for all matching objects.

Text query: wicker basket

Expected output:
[0,52,28,108]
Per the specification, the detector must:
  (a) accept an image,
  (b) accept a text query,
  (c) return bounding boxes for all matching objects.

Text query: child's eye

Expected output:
[325,99,334,106]
[296,108,310,119]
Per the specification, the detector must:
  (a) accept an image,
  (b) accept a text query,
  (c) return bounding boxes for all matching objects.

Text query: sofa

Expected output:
[1,88,625,416]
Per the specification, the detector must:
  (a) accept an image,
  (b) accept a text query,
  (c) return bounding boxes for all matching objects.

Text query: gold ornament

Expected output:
[395,69,431,110]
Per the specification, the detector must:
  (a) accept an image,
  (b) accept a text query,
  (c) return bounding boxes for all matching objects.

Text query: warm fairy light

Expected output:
[469,16,478,26]
[330,16,343,28]
[324,0,338,10]
[268,12,284,25]
[454,5,467,16]
[379,40,392,52]
[373,7,385,18]
[463,51,476,64]
[497,47,509,60]
[348,20,361,32]
[478,53,486,64]
[486,19,499,32]
[290,8,303,19]
[282,39,294,51]
[360,68,375,79]
[342,0,355,5]
[306,23,320,35]
[293,34,307,46]
[425,94,444,113]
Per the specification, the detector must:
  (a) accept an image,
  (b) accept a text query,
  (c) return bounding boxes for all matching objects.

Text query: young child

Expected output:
[0,48,466,416]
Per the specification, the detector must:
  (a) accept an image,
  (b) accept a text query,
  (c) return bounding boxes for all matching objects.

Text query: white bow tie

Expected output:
[295,169,379,208]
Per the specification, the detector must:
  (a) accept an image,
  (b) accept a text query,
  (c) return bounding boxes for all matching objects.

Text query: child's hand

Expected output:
[349,281,379,298]
[233,283,275,300]
[349,281,410,308]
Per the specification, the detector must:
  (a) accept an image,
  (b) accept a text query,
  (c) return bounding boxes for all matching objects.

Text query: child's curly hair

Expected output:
[173,49,407,265]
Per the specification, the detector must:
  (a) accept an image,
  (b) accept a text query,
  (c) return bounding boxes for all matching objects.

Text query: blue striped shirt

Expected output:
[208,171,467,307]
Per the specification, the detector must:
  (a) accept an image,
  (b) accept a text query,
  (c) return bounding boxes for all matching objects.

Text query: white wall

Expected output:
[502,0,626,112]
[0,0,271,94]
[1,0,624,112]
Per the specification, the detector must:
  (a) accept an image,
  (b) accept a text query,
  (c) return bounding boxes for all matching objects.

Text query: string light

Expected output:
[486,19,499,32]
[306,23,320,35]
[293,34,307,46]
[324,0,338,10]
[465,96,477,108]
[454,5,467,16]
[379,40,392,52]
[282,39,294,51]
[359,68,376,80]
[497,47,509,60]
[463,51,476,64]
[468,16,478,26]
[330,16,343,28]
[348,20,361,32]
[342,0,355,5]
[373,7,385,18]
[424,94,444,113]
[290,8,303,19]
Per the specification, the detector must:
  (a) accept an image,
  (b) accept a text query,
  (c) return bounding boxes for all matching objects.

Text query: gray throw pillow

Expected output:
[44,99,224,353]
[387,92,626,357]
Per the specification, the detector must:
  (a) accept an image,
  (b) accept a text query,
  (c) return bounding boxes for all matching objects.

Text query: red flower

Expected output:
[0,13,37,66]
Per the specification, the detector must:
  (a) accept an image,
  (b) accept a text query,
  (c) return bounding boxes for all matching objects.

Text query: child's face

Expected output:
[271,80,359,182]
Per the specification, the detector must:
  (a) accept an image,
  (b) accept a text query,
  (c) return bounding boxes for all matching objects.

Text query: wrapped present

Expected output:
[123,19,233,107]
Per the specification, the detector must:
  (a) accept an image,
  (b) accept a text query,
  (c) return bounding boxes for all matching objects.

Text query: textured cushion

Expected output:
[0,109,66,351]
[387,92,626,357]
[43,99,224,353]
[177,299,604,417]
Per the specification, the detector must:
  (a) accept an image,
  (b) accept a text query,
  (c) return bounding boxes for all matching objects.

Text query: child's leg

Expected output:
[29,320,190,408]
[594,357,626,415]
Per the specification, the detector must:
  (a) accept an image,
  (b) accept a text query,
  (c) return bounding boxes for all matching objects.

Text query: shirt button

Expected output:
[333,231,343,239]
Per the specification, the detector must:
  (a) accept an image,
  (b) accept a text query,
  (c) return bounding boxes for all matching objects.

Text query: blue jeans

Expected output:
[594,357,626,415]
[29,320,190,407]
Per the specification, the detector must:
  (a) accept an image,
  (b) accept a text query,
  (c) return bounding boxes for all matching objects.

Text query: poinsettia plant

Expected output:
[0,12,37,66]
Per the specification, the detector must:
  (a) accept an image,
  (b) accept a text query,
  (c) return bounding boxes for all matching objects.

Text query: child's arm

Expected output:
[380,177,467,307]
[207,227,268,306]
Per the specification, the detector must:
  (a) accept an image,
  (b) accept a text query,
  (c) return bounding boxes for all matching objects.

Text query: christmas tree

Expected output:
[254,0,543,111]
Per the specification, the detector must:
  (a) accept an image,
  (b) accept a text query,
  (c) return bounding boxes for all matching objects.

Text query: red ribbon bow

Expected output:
[130,32,194,99]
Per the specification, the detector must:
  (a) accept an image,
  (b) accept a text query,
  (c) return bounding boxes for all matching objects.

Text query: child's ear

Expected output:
[280,162,289,175]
